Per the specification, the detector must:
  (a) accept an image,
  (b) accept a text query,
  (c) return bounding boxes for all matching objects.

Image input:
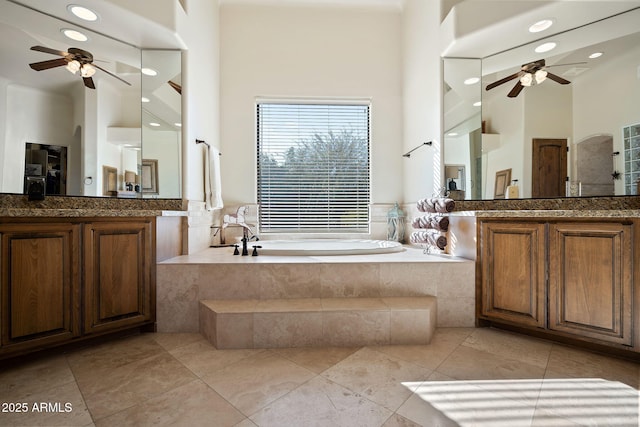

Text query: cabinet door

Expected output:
[0,223,80,351]
[549,222,632,346]
[480,221,546,328]
[84,220,154,334]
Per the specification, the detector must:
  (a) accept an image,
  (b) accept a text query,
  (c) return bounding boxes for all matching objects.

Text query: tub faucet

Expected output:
[241,228,249,256]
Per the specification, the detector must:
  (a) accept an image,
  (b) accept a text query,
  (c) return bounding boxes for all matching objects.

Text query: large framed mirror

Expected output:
[0,0,182,199]
[443,6,640,200]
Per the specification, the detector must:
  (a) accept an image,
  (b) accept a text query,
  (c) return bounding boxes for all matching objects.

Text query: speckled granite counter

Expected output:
[0,194,184,217]
[454,195,640,211]
[472,209,640,218]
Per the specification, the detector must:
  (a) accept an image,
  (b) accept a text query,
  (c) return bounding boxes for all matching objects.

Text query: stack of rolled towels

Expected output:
[410,197,454,251]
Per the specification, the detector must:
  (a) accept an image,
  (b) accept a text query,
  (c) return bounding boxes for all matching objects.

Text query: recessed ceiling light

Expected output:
[141,68,158,76]
[174,122,182,127]
[589,52,603,59]
[529,19,553,33]
[535,42,557,53]
[67,5,98,22]
[141,97,150,103]
[447,132,458,137]
[61,28,88,42]
[149,122,161,127]
[473,101,482,107]
[464,77,480,85]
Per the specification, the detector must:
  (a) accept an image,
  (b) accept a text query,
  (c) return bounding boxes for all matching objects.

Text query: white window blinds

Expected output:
[257,102,370,233]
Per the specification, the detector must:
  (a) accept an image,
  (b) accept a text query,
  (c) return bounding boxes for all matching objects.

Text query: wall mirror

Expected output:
[0,0,182,199]
[443,6,640,200]
[141,49,182,199]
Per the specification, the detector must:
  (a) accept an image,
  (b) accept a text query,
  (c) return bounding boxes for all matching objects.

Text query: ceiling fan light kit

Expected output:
[28,45,130,89]
[486,58,577,98]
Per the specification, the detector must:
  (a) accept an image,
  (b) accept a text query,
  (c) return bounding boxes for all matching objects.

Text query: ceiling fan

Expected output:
[485,59,582,98]
[28,45,131,89]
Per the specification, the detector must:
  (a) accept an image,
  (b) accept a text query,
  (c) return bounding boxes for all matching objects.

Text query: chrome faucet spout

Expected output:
[241,228,249,256]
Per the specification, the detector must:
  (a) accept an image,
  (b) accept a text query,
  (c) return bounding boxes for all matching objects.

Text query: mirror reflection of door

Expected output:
[532,138,567,198]
[24,143,67,195]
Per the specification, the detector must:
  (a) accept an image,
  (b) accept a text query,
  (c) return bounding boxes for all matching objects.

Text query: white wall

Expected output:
[3,85,74,193]
[180,0,220,253]
[143,129,181,198]
[523,82,573,197]
[0,78,8,191]
[444,134,472,192]
[219,4,403,210]
[402,0,443,202]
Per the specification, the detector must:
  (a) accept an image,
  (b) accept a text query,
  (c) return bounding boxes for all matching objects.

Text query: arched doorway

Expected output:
[576,134,614,196]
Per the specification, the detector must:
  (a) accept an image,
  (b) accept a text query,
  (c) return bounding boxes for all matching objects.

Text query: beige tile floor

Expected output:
[0,327,638,426]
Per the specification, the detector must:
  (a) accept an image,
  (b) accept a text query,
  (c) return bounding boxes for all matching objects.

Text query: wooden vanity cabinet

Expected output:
[0,217,155,359]
[0,222,81,354]
[548,222,632,346]
[479,221,546,328]
[83,220,154,335]
[478,218,635,352]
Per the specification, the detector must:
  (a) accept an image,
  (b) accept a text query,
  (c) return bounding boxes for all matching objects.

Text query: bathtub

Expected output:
[253,239,404,256]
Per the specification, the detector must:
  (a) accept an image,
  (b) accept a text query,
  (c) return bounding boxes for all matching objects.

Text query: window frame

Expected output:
[255,97,372,236]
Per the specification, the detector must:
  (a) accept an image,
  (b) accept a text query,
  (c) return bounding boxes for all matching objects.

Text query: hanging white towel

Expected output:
[204,145,223,210]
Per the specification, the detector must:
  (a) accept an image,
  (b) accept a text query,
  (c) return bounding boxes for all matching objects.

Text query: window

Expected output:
[257,101,370,233]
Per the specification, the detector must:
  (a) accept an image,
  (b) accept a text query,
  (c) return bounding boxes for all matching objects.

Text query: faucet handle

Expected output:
[233,245,240,255]
[252,245,262,256]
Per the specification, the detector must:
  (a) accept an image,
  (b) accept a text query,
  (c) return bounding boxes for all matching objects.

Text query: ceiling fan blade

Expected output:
[92,64,131,86]
[83,77,96,89]
[486,72,520,91]
[546,72,571,85]
[545,62,588,68]
[29,58,69,71]
[30,45,68,57]
[507,81,525,98]
[168,80,182,94]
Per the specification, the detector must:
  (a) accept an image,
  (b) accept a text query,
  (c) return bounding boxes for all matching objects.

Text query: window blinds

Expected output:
[257,102,370,233]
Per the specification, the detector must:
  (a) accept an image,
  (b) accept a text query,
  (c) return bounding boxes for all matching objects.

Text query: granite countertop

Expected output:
[0,208,187,217]
[0,194,185,217]
[472,209,640,218]
[454,195,640,211]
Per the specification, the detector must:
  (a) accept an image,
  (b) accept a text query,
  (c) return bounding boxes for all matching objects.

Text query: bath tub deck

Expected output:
[157,245,475,348]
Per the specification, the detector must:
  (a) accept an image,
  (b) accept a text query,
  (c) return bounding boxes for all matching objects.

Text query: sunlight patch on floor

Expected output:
[402,378,639,427]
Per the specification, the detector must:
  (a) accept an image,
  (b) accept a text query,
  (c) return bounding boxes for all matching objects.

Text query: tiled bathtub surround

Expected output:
[157,246,475,333]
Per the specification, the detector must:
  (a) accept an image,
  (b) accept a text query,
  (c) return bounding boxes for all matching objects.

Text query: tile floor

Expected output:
[0,327,638,426]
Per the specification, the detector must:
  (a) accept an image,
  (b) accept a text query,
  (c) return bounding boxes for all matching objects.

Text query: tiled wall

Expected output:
[157,255,475,333]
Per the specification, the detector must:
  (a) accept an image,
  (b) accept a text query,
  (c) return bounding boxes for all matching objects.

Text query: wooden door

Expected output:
[548,222,632,346]
[0,223,80,351]
[84,219,154,334]
[532,138,567,198]
[480,221,546,328]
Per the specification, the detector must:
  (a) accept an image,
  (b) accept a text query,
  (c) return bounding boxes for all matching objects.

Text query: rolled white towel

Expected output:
[410,230,447,250]
[411,214,449,231]
[416,197,455,213]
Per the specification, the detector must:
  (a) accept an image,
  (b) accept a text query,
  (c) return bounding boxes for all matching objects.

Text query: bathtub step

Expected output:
[199,297,436,349]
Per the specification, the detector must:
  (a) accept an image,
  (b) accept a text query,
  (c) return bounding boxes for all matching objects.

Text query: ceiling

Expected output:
[441,1,640,59]
[442,2,640,127]
[218,0,403,8]
[0,0,182,132]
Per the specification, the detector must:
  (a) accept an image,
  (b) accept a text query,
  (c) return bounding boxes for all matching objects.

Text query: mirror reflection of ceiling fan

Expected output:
[486,59,586,98]
[28,45,131,89]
